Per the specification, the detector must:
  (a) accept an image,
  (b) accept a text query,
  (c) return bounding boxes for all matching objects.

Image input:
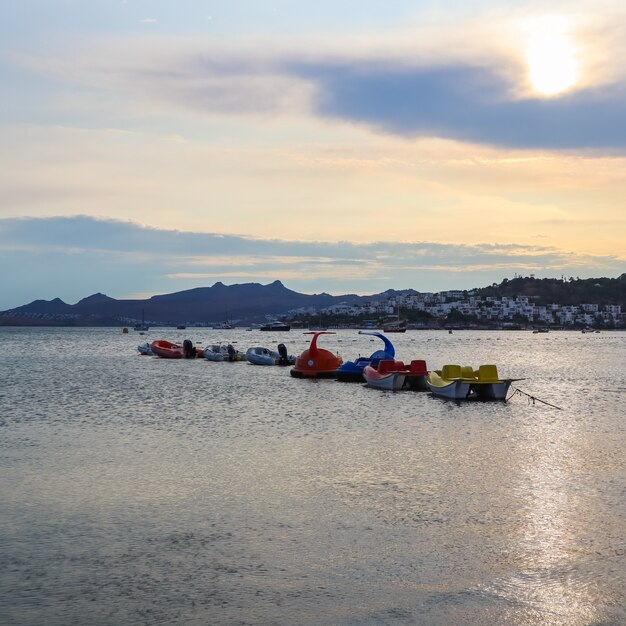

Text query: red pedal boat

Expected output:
[363,359,428,391]
[290,331,343,378]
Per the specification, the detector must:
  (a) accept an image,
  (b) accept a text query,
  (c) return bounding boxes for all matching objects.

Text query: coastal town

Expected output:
[299,290,624,329]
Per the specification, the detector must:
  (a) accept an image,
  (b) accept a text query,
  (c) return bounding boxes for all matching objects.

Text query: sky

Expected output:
[1,0,625,309]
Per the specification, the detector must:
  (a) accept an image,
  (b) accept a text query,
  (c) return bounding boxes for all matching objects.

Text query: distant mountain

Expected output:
[0,280,372,327]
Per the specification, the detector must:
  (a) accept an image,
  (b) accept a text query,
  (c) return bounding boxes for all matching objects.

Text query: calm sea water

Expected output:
[1,327,625,626]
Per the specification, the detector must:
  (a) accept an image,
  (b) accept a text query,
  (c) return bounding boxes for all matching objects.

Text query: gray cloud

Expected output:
[109,49,626,149]
[301,61,626,149]
[1,216,623,309]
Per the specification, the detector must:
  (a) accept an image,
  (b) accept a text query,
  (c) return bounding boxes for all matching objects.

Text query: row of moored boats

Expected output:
[139,339,296,365]
[138,331,520,401]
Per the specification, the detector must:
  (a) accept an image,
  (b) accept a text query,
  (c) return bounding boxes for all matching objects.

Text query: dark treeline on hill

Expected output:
[1,275,624,327]
[475,274,626,306]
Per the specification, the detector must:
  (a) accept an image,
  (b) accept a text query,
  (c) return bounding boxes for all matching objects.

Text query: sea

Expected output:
[1,327,624,626]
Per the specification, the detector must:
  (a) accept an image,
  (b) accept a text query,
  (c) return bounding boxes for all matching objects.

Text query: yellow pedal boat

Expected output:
[427,364,519,400]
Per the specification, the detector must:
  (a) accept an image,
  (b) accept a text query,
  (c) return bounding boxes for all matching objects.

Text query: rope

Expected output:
[506,387,563,410]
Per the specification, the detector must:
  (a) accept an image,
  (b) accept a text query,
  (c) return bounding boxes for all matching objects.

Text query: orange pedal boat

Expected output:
[290,331,343,378]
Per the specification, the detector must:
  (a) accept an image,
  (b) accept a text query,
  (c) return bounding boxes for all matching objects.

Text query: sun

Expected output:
[525,16,579,96]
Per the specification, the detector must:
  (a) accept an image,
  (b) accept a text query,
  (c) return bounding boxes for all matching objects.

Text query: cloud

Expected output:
[306,62,626,149]
[1,216,623,309]
[13,8,626,149]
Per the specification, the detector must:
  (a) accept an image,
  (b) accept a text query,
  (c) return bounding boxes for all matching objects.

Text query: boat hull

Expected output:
[471,381,512,400]
[405,374,429,391]
[290,368,338,379]
[336,369,366,382]
[363,364,406,390]
[364,370,406,390]
[427,377,471,400]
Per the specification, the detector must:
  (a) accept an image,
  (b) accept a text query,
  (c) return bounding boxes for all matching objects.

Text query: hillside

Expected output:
[474,274,626,306]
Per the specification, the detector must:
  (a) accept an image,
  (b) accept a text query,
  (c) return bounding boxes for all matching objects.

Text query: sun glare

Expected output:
[525,17,579,96]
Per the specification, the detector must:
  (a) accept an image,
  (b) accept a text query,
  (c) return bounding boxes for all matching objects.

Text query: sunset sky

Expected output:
[2,0,625,309]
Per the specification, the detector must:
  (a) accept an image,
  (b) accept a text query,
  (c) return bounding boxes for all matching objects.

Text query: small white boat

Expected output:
[137,342,153,356]
[246,346,280,365]
[204,344,242,362]
[246,344,296,366]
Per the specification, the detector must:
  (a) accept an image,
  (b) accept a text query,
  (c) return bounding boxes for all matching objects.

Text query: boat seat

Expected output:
[477,364,499,382]
[460,365,475,379]
[409,360,427,375]
[394,361,405,371]
[378,360,395,374]
[441,364,461,379]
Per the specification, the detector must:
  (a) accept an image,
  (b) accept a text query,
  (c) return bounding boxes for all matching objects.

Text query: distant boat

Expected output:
[260,321,290,331]
[381,305,407,333]
[134,309,149,331]
[177,325,186,330]
[382,322,407,333]
[212,322,233,329]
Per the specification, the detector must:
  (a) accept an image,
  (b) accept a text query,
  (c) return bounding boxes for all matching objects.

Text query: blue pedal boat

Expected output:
[335,331,396,382]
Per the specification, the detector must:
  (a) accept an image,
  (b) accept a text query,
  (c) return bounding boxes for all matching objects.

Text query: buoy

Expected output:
[122,327,129,334]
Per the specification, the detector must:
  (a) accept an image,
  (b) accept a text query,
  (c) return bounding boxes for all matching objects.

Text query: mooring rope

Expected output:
[506,387,563,410]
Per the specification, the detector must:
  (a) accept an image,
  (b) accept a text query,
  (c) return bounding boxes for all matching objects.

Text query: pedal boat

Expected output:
[427,364,517,400]
[335,331,396,382]
[290,332,343,378]
[363,359,429,391]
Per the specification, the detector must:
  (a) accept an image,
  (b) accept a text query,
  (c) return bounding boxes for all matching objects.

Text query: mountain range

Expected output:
[0,280,413,327]
[1,275,624,327]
